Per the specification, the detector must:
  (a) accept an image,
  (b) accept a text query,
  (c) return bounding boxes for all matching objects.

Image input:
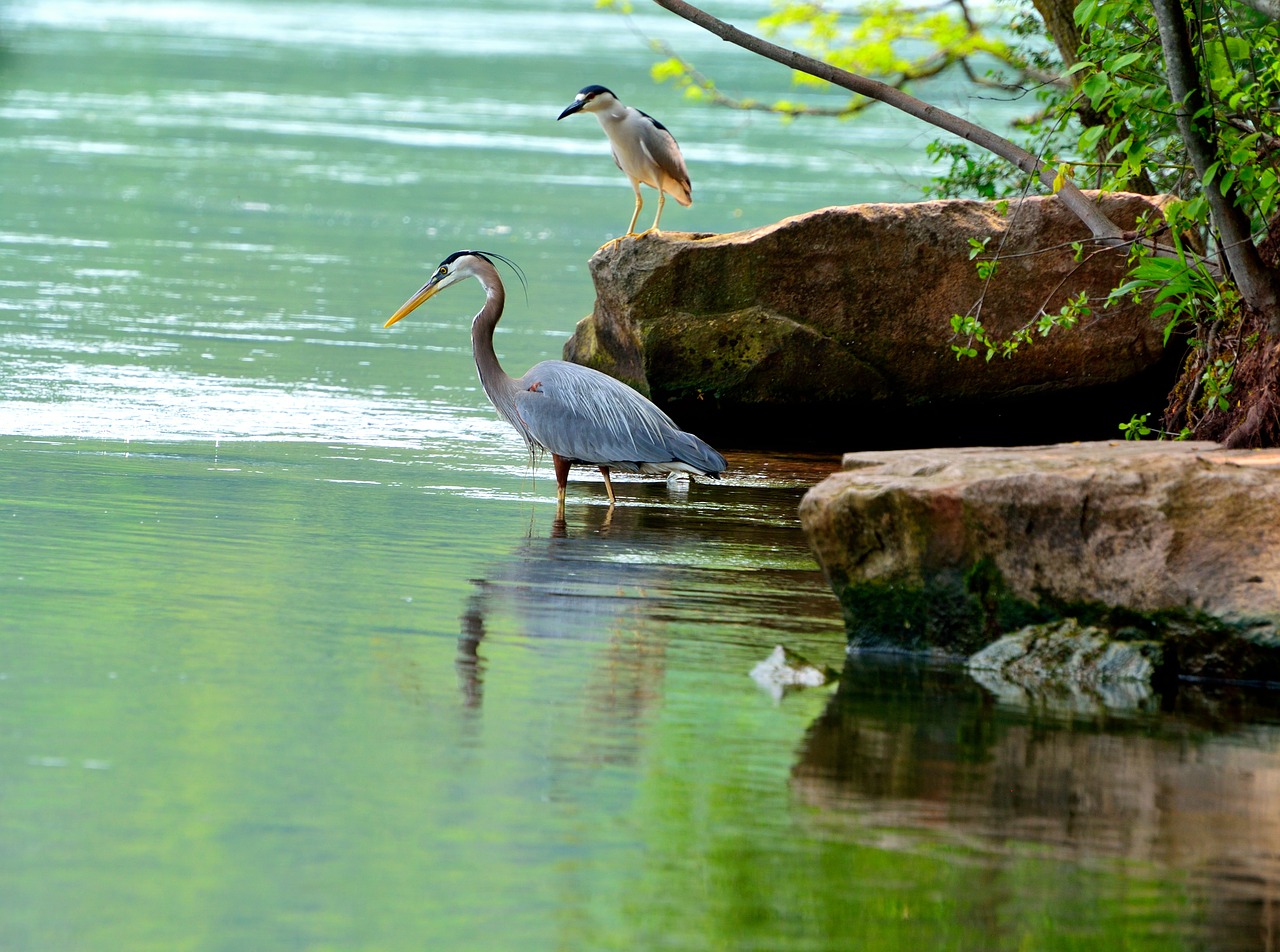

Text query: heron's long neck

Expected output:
[470,267,520,427]
[595,102,629,130]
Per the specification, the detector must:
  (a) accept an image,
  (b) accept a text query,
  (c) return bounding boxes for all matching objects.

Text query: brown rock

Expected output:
[565,194,1177,449]
[798,441,1280,682]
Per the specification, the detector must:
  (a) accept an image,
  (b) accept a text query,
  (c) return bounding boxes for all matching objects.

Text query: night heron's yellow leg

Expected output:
[625,189,643,236]
[599,467,616,506]
[600,191,645,252]
[638,191,667,237]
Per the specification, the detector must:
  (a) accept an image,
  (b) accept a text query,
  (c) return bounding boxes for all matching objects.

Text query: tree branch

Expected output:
[650,0,1128,243]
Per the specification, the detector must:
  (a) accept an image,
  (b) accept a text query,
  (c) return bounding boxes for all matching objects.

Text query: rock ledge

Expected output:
[799,440,1280,683]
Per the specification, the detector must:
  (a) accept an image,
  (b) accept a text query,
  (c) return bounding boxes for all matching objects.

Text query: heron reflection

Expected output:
[456,504,687,713]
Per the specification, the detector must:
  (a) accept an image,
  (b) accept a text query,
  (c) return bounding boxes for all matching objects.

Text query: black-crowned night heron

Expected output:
[384,250,726,511]
[557,85,692,239]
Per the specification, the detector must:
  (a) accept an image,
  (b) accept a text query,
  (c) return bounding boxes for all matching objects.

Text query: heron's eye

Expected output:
[437,265,448,276]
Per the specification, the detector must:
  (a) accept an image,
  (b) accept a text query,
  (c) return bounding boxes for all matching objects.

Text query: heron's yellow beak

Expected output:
[384,279,442,328]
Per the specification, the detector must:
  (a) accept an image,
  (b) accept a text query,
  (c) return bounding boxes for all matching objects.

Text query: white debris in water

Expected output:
[750,644,836,702]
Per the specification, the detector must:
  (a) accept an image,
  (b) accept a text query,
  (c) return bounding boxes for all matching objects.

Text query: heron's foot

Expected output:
[597,233,640,254]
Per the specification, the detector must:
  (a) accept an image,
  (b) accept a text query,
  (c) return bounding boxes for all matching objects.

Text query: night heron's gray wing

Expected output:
[514,360,723,475]
[635,111,692,205]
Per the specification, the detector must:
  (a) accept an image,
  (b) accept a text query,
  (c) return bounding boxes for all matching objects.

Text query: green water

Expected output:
[3,2,1280,949]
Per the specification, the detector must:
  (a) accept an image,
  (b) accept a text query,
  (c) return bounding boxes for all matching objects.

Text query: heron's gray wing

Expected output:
[636,111,692,203]
[513,360,719,473]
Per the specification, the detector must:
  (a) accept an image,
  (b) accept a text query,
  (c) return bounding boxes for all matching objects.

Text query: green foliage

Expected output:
[1073,0,1280,228]
[1117,412,1191,440]
[1107,241,1235,347]
[925,0,1280,240]
[950,290,1089,362]
[638,0,1034,119]
[1118,412,1152,439]
[922,142,1007,199]
[937,0,1278,445]
[968,236,998,279]
[1202,358,1235,412]
[760,0,1012,86]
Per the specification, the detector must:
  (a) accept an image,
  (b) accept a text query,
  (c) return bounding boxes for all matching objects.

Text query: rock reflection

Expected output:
[791,655,1280,951]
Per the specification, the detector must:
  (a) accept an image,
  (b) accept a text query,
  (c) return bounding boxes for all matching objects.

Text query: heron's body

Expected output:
[386,251,725,510]
[557,85,691,238]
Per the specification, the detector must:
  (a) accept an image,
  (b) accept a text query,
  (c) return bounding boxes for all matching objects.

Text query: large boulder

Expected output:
[565,193,1177,449]
[798,441,1280,683]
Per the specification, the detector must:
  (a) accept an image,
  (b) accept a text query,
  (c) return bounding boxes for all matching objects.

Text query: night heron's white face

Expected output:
[557,85,617,120]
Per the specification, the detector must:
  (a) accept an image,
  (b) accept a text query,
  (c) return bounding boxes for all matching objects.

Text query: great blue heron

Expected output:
[557,85,692,239]
[384,250,726,511]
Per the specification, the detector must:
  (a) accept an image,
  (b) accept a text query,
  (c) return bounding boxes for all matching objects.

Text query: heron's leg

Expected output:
[553,454,571,510]
[650,190,666,233]
[625,185,643,236]
[600,188,644,253]
[636,190,668,238]
[599,466,616,506]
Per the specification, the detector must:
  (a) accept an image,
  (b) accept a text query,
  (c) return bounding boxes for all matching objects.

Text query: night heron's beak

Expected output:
[557,98,586,121]
[384,278,443,327]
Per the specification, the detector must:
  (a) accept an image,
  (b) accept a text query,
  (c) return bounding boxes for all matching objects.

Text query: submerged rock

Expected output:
[800,441,1280,684]
[565,193,1176,448]
[750,645,838,701]
[967,619,1161,712]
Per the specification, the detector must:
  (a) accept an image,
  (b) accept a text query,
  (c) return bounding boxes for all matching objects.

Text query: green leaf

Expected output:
[1080,72,1110,106]
[1078,124,1106,153]
[1074,0,1099,26]
[1108,51,1142,71]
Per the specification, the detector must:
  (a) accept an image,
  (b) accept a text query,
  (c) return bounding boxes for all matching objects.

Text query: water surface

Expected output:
[3,2,1280,949]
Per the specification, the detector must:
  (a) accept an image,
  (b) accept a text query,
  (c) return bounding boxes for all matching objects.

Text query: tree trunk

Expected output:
[1151,0,1280,332]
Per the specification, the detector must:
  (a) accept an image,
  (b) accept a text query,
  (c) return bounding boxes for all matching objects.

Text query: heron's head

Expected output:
[384,251,525,328]
[557,85,616,120]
